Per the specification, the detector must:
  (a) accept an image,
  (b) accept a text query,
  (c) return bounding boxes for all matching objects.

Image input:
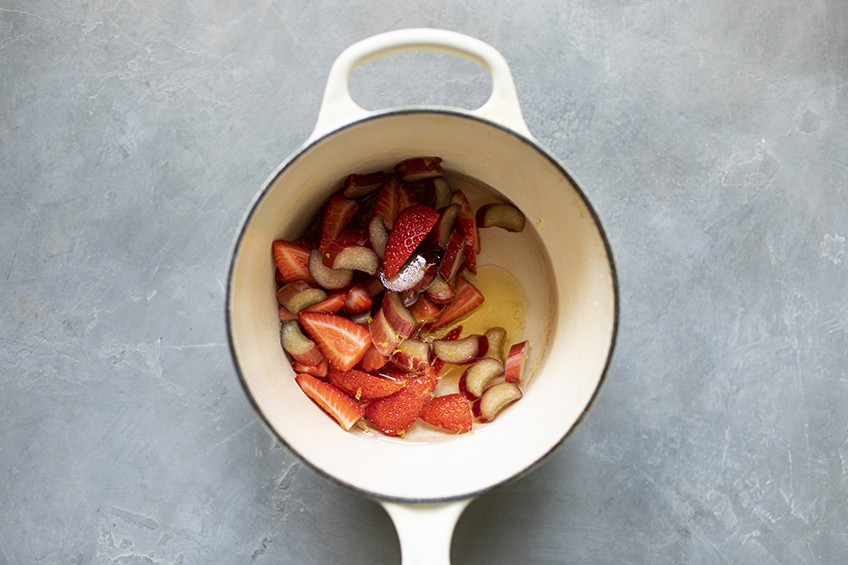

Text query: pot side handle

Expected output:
[308,28,533,143]
[380,498,473,565]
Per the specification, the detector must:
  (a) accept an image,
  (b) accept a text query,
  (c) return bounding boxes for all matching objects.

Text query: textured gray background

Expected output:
[2,1,847,563]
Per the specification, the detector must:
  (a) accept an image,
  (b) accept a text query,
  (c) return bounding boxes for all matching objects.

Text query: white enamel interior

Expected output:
[228,111,616,501]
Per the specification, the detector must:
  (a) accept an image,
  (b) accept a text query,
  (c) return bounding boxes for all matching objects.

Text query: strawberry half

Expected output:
[365,375,435,437]
[430,275,484,330]
[319,193,359,253]
[383,204,440,278]
[420,394,473,433]
[272,239,315,284]
[328,368,407,401]
[298,312,372,372]
[343,282,375,314]
[295,373,364,430]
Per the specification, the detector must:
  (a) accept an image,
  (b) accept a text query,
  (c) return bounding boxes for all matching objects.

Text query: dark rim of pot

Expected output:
[225,107,620,504]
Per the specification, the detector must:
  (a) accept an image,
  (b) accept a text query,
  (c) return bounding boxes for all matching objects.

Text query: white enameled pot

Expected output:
[227,29,618,565]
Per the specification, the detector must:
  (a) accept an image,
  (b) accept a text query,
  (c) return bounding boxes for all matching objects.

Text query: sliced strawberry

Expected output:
[272,239,315,284]
[365,375,435,437]
[373,175,401,230]
[420,394,472,433]
[292,356,329,379]
[328,368,407,401]
[383,204,440,278]
[301,292,347,314]
[343,282,375,314]
[319,193,359,253]
[275,269,287,287]
[408,294,442,325]
[430,275,484,330]
[298,312,372,372]
[295,373,364,430]
[357,343,390,372]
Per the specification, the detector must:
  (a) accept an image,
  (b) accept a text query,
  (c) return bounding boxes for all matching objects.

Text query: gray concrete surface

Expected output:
[2,1,847,563]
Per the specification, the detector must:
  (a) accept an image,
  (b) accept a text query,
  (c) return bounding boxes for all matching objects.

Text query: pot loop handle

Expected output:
[308,28,532,143]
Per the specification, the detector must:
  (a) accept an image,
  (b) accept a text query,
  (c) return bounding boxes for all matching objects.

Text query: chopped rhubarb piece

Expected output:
[391,338,432,373]
[343,170,385,199]
[280,320,324,367]
[308,249,354,290]
[322,239,379,275]
[420,394,472,433]
[432,325,461,374]
[381,252,437,293]
[430,275,484,330]
[277,280,327,314]
[424,274,455,304]
[369,308,402,357]
[394,157,443,183]
[422,177,453,211]
[297,312,372,372]
[365,375,435,437]
[432,334,487,365]
[359,275,385,297]
[301,292,347,314]
[295,373,364,430]
[357,343,389,372]
[483,327,507,362]
[319,193,359,253]
[462,357,505,399]
[380,291,417,339]
[504,341,528,383]
[398,183,419,213]
[438,229,466,283]
[426,203,461,250]
[328,368,407,401]
[343,282,375,314]
[477,382,522,423]
[456,215,479,274]
[272,239,315,284]
[278,306,298,322]
[292,356,329,379]
[369,214,389,260]
[373,175,401,230]
[383,204,441,278]
[476,202,526,232]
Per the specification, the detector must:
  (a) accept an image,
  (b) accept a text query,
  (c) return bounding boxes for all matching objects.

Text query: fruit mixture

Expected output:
[273,157,530,437]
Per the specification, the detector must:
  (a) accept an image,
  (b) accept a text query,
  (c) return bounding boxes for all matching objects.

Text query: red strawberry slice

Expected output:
[408,293,442,325]
[328,368,407,401]
[430,275,484,330]
[365,375,435,437]
[343,282,375,314]
[295,373,364,430]
[292,357,329,379]
[272,239,315,284]
[357,343,389,372]
[373,175,401,230]
[383,204,440,278]
[298,312,372,371]
[420,394,473,433]
[301,292,347,314]
[319,193,359,253]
